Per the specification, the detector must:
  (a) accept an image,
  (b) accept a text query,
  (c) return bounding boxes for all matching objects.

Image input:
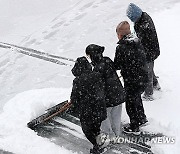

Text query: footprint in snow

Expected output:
[73,13,87,21]
[44,30,59,39]
[51,20,66,29]
[79,2,94,11]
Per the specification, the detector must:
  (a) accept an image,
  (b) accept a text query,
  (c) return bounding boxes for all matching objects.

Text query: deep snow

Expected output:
[0,88,76,154]
[0,0,180,154]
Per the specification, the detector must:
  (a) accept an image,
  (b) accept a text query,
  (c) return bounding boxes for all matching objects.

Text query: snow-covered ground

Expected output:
[0,88,74,154]
[0,0,180,154]
[142,4,180,153]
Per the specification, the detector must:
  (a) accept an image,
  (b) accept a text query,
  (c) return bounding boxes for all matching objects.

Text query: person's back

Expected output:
[114,33,148,93]
[93,56,125,106]
[86,44,125,139]
[114,21,147,134]
[70,56,107,154]
[71,71,106,122]
[134,12,160,62]
[126,3,161,100]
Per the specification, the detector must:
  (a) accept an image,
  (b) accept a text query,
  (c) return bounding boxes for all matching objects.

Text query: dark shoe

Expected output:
[142,94,154,101]
[153,83,161,91]
[123,124,140,135]
[139,119,148,127]
[90,146,100,154]
[90,145,108,154]
[90,148,93,154]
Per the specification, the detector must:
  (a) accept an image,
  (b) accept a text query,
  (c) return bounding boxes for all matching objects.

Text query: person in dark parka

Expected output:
[86,44,125,139]
[126,3,161,100]
[70,56,107,154]
[114,21,148,134]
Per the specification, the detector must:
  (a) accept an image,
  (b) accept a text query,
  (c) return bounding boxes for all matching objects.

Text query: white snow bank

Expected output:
[0,88,77,154]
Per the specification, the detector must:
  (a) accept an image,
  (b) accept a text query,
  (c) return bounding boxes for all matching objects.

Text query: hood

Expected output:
[71,56,92,77]
[85,44,105,65]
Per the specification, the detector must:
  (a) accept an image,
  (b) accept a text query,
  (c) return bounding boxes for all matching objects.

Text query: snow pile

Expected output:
[0,88,76,154]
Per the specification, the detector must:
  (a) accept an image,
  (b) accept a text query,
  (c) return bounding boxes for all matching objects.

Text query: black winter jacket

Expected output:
[134,12,160,62]
[114,34,148,94]
[70,57,107,123]
[91,56,125,107]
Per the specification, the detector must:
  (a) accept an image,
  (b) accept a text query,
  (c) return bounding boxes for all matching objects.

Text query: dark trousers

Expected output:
[125,86,147,128]
[80,119,101,146]
[144,61,159,95]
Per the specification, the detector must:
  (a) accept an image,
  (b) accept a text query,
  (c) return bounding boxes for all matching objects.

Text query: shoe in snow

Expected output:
[142,94,154,101]
[153,82,161,91]
[90,145,109,154]
[96,133,110,148]
[90,147,101,154]
[139,119,148,127]
[123,125,140,135]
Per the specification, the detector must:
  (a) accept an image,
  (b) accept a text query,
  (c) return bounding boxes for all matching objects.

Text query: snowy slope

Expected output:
[0,0,179,112]
[0,0,180,154]
[20,0,179,59]
[0,0,81,110]
[0,0,81,44]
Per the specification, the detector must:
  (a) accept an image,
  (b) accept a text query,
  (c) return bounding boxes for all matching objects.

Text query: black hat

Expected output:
[85,44,105,56]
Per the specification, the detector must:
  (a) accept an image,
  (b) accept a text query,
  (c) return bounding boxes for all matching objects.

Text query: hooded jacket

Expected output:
[70,56,107,123]
[93,57,125,107]
[87,44,125,107]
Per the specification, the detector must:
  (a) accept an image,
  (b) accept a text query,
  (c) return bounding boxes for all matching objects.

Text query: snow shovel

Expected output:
[27,100,72,129]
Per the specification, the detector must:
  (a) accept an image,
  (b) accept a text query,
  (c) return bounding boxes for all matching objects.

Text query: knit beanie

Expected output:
[126,3,142,22]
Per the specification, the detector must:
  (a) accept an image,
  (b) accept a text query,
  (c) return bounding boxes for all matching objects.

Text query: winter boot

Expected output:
[138,118,148,127]
[142,94,154,101]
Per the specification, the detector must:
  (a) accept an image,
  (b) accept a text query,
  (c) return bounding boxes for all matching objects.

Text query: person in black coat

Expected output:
[114,21,148,134]
[85,44,125,139]
[70,56,107,154]
[126,3,161,100]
